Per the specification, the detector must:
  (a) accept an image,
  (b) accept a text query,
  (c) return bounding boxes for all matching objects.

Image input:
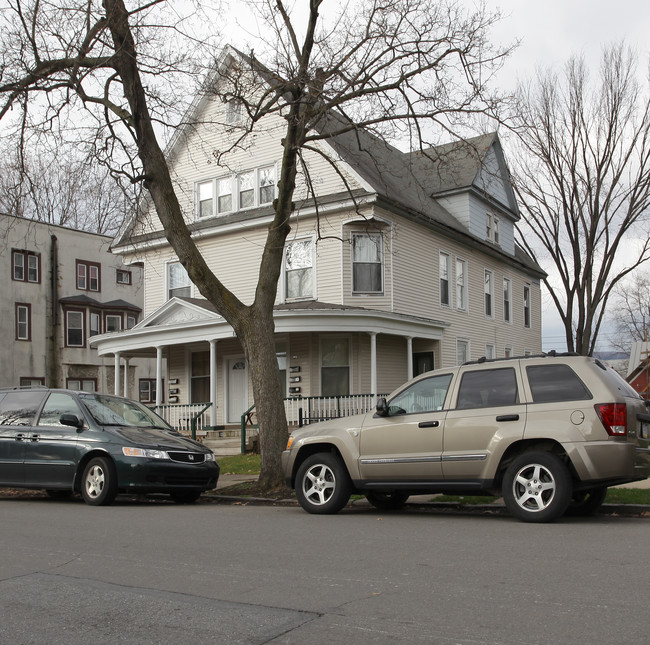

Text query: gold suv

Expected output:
[282,354,650,522]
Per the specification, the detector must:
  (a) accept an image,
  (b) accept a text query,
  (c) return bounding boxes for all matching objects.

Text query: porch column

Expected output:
[123,358,130,398]
[406,336,413,380]
[114,352,121,395]
[155,346,163,408]
[369,332,377,403]
[209,339,218,427]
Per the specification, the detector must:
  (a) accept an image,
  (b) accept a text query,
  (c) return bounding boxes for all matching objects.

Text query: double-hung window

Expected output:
[198,181,214,218]
[486,213,500,244]
[105,314,122,333]
[16,304,31,341]
[66,310,85,347]
[352,233,382,293]
[524,285,531,328]
[285,239,313,300]
[503,278,511,323]
[168,262,191,299]
[484,270,493,318]
[239,171,255,209]
[259,166,275,205]
[226,98,243,125]
[217,177,233,214]
[77,260,100,292]
[13,250,40,283]
[116,269,132,285]
[321,338,350,396]
[439,252,450,306]
[456,258,467,311]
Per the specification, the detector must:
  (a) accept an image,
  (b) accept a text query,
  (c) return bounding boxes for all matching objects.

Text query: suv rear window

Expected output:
[526,364,592,403]
[456,368,518,409]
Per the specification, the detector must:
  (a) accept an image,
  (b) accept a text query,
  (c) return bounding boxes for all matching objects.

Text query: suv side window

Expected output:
[37,393,83,427]
[456,368,518,409]
[526,364,592,403]
[389,373,452,414]
[0,391,46,425]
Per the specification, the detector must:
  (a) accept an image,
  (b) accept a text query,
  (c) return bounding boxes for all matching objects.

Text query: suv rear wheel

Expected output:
[295,453,351,514]
[503,452,571,523]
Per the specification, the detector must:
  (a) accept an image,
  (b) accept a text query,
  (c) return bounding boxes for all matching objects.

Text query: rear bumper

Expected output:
[566,440,650,484]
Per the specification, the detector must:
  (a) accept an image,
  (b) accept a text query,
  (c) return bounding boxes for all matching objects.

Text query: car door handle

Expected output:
[418,421,440,428]
[29,434,40,442]
[496,414,520,422]
[15,433,27,441]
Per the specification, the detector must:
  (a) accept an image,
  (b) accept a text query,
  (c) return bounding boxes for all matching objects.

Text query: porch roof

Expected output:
[89,297,450,357]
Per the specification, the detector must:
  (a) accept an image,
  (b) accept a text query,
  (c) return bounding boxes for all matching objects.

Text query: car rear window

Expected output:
[0,390,46,425]
[526,364,592,403]
[456,368,519,409]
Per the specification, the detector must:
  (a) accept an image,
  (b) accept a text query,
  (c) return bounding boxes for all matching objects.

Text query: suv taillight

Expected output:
[595,403,627,436]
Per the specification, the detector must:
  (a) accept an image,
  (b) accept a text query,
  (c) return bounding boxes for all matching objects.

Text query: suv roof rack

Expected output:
[462,351,581,366]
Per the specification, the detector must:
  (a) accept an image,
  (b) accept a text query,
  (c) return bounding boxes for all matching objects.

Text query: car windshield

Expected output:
[78,393,172,429]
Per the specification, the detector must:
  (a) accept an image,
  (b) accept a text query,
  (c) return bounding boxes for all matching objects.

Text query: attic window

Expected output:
[486,213,500,244]
[226,99,243,124]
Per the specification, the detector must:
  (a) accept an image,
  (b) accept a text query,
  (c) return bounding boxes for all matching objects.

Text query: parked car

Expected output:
[0,388,219,505]
[282,353,650,522]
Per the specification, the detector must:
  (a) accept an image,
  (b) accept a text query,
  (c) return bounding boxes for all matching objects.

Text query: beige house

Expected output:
[91,47,544,434]
[1,214,155,395]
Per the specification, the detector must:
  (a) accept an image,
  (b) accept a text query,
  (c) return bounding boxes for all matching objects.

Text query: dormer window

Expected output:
[486,213,500,245]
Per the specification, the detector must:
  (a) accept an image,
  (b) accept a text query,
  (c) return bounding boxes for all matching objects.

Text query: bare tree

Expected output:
[511,43,650,356]
[609,272,650,352]
[0,144,134,235]
[0,0,510,488]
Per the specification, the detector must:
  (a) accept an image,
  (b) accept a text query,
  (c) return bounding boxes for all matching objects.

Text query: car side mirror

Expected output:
[60,413,83,428]
[376,397,389,417]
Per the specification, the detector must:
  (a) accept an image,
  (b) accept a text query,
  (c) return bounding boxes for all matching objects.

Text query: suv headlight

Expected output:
[122,447,170,459]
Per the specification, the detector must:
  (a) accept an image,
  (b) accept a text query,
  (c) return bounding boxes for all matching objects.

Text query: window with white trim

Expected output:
[67,379,96,392]
[239,171,255,209]
[16,304,31,341]
[503,277,511,323]
[226,98,243,124]
[66,310,85,347]
[523,284,531,328]
[484,269,493,318]
[217,177,233,214]
[105,314,122,333]
[485,343,496,360]
[456,258,467,311]
[439,252,450,306]
[486,213,500,244]
[456,339,469,365]
[76,260,100,292]
[198,180,214,218]
[285,239,313,300]
[352,233,382,293]
[321,337,350,396]
[168,262,191,299]
[89,312,100,337]
[504,346,513,358]
[259,166,276,205]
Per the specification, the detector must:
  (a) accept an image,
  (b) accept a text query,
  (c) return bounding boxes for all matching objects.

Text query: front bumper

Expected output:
[115,458,220,493]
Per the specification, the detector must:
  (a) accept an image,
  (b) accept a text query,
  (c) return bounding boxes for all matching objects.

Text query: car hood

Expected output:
[290,411,368,442]
[108,427,209,452]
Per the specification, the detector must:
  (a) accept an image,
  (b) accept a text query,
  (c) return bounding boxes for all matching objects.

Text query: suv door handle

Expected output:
[15,433,27,441]
[496,414,520,422]
[418,421,440,428]
[29,434,40,442]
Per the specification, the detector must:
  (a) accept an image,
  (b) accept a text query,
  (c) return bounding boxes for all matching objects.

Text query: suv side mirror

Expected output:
[376,397,389,417]
[60,413,84,428]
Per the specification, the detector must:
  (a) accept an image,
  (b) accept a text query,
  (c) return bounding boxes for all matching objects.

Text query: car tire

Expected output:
[565,486,608,516]
[295,452,351,514]
[171,491,202,504]
[365,492,409,511]
[81,457,118,506]
[502,451,571,523]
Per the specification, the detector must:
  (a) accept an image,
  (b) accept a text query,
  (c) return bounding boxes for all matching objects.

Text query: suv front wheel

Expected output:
[502,452,571,523]
[295,452,351,514]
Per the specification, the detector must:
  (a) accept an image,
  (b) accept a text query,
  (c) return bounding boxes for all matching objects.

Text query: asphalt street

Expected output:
[2,497,650,644]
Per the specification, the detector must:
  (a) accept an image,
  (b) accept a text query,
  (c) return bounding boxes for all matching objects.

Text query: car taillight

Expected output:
[595,403,627,436]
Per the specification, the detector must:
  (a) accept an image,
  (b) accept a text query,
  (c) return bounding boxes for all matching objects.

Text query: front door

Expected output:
[227,358,248,424]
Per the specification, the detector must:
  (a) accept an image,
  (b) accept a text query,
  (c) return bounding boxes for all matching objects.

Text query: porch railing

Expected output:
[154,402,212,438]
[284,394,383,427]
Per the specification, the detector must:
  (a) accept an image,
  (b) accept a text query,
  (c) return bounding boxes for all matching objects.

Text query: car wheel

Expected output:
[81,457,118,506]
[295,452,351,514]
[502,451,571,523]
[365,492,409,511]
[565,486,608,516]
[171,491,202,504]
[46,489,73,500]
